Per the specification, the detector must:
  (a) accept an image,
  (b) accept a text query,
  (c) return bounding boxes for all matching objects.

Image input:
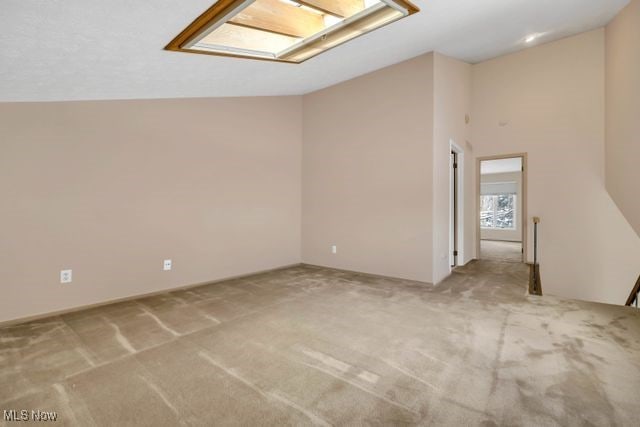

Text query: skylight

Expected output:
[166,0,419,63]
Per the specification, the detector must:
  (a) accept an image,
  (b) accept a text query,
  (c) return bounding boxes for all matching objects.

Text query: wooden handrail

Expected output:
[625,274,640,306]
[529,217,542,296]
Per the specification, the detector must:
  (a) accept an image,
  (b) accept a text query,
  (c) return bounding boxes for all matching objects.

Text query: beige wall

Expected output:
[4,23,639,323]
[0,97,302,323]
[471,29,640,305]
[302,54,435,283]
[606,0,640,237]
[433,53,473,282]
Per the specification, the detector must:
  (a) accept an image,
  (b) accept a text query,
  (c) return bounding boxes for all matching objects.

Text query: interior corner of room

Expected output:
[1,0,640,424]
[2,3,639,328]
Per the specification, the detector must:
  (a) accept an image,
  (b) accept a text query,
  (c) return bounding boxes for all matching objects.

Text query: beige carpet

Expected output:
[480,240,523,263]
[1,262,639,426]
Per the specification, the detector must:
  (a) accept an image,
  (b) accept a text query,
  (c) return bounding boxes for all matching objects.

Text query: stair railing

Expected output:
[625,275,640,307]
[529,217,542,296]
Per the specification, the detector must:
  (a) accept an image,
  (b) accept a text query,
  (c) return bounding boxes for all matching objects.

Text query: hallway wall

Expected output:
[471,29,640,305]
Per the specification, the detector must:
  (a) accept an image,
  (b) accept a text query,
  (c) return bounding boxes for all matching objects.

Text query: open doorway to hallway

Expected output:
[477,155,527,263]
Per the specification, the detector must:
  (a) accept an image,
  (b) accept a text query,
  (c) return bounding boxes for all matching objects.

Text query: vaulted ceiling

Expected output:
[0,0,628,102]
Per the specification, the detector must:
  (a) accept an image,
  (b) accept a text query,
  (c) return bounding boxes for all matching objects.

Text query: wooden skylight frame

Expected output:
[165,0,419,63]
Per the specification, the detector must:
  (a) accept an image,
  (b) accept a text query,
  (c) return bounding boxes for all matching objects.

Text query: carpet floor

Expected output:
[480,240,523,263]
[1,262,639,426]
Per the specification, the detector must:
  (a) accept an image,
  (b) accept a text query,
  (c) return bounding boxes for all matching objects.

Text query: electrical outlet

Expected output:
[163,259,172,271]
[331,245,337,254]
[60,269,72,284]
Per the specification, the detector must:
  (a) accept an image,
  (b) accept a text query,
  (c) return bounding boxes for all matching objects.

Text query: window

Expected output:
[480,194,516,229]
[165,0,419,63]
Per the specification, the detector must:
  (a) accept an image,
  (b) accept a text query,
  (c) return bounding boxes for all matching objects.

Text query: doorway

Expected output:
[476,154,527,263]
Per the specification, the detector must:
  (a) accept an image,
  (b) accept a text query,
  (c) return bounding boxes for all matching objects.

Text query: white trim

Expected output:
[379,0,409,14]
[184,0,256,49]
[277,2,390,58]
[450,139,465,269]
[186,0,408,61]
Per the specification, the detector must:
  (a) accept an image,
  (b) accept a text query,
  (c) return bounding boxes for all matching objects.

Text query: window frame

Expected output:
[165,0,420,63]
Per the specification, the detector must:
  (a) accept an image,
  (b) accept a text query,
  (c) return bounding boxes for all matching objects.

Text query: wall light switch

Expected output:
[60,269,72,284]
[163,259,172,271]
[331,245,337,254]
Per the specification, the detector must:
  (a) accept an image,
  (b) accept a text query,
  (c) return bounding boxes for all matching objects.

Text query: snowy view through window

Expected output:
[481,194,516,229]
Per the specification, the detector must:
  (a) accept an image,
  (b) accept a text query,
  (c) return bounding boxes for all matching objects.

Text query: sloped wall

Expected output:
[606,0,640,238]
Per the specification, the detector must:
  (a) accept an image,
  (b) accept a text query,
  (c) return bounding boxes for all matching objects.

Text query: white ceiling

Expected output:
[0,0,629,102]
[481,158,522,175]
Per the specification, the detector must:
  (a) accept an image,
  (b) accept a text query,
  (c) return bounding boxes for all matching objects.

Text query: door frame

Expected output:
[476,153,528,262]
[451,150,459,267]
[450,140,465,268]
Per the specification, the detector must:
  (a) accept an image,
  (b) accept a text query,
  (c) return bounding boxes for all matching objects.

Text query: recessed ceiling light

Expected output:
[166,0,420,63]
[525,34,538,43]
